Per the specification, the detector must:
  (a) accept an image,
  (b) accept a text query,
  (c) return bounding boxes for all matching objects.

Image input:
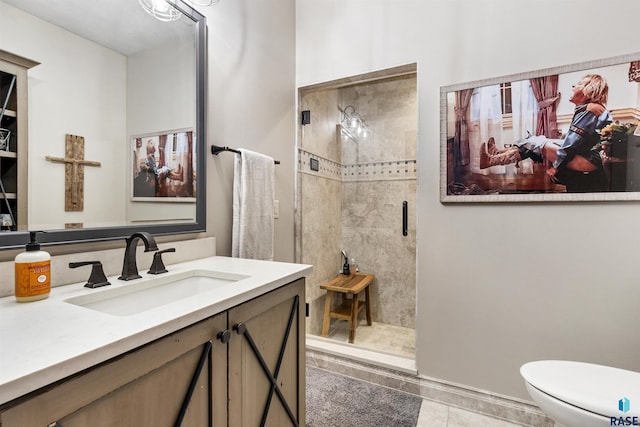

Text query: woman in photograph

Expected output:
[480,73,613,192]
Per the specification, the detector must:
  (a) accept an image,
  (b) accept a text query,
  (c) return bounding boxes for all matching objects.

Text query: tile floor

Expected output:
[320,319,415,358]
[313,322,562,426]
[416,399,543,427]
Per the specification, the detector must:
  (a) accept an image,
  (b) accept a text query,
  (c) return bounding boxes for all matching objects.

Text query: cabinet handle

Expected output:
[216,330,231,344]
[233,322,247,335]
[402,201,408,236]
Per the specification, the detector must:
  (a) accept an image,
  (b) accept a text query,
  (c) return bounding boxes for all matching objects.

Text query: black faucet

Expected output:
[118,232,159,281]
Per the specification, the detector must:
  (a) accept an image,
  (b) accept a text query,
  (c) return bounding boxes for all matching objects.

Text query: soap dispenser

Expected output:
[15,231,51,302]
[341,250,350,275]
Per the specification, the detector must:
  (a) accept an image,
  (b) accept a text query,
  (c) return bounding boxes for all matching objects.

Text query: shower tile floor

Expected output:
[321,319,415,358]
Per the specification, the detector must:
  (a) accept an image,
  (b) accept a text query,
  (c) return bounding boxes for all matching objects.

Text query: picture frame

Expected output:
[441,52,640,203]
[131,128,196,202]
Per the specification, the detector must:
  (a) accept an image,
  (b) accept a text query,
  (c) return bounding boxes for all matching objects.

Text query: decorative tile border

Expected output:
[343,160,417,182]
[299,148,417,182]
[298,149,342,181]
[306,347,556,427]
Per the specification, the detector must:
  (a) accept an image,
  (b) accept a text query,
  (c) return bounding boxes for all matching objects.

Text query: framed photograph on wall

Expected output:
[441,52,640,202]
[131,128,196,202]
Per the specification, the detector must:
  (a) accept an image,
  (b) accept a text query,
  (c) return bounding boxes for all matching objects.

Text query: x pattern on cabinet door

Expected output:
[233,295,300,427]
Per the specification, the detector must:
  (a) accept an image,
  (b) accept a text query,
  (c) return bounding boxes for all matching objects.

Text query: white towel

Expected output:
[232,148,275,260]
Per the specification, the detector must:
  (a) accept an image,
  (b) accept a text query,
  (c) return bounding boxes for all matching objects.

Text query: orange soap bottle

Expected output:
[15,231,51,302]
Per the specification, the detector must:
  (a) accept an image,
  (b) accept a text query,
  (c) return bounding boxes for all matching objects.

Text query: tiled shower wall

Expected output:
[299,74,417,334]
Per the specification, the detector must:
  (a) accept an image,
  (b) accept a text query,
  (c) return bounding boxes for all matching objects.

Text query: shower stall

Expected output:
[296,64,417,358]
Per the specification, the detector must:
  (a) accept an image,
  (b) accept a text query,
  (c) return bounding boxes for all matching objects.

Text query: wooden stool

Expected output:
[320,273,374,343]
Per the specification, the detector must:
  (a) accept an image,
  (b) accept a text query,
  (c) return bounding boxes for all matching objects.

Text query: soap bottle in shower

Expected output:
[342,258,350,275]
[350,258,359,274]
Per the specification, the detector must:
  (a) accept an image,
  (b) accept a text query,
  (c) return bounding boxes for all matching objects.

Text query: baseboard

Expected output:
[306,341,556,427]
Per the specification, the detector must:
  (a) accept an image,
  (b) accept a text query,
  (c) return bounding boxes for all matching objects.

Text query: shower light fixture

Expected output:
[339,105,371,140]
[349,117,358,128]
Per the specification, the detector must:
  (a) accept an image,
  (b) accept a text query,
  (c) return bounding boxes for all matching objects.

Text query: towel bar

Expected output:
[211,145,280,164]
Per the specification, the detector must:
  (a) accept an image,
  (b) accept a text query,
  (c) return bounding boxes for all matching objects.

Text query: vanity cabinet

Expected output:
[0,314,228,426]
[0,50,38,231]
[0,279,305,427]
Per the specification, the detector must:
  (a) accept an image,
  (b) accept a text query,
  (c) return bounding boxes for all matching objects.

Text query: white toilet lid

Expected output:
[521,360,640,418]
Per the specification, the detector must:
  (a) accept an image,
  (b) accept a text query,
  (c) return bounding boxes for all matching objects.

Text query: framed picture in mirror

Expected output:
[131,129,196,202]
[441,52,640,203]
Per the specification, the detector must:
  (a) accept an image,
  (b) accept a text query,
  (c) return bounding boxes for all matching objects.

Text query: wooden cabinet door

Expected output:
[0,314,228,427]
[227,279,305,427]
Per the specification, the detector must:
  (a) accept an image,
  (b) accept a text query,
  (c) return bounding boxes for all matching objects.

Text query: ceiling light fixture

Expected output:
[139,0,182,22]
[139,0,223,22]
[184,0,221,6]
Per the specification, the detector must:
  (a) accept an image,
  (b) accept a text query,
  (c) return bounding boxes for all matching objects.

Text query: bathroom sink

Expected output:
[65,269,249,316]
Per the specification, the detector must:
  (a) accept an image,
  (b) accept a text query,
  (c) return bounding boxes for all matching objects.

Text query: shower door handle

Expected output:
[402,201,408,236]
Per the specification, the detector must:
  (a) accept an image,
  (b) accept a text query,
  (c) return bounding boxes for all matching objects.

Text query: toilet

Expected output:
[520,360,640,427]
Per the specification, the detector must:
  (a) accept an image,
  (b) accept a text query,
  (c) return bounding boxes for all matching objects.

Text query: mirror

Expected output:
[0,0,206,249]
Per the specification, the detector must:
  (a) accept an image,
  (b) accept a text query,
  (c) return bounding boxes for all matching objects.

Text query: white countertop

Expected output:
[0,256,312,406]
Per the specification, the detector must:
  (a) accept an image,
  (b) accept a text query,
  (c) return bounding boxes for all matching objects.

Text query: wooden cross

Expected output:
[45,134,101,212]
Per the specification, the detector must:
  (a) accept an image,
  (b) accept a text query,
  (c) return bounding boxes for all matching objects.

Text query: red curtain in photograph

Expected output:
[187,131,194,196]
[157,134,168,196]
[134,137,142,178]
[629,61,640,82]
[454,89,473,166]
[158,134,167,166]
[529,75,560,138]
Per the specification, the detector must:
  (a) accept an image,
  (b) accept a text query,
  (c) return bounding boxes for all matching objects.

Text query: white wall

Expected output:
[297,0,640,400]
[202,0,296,262]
